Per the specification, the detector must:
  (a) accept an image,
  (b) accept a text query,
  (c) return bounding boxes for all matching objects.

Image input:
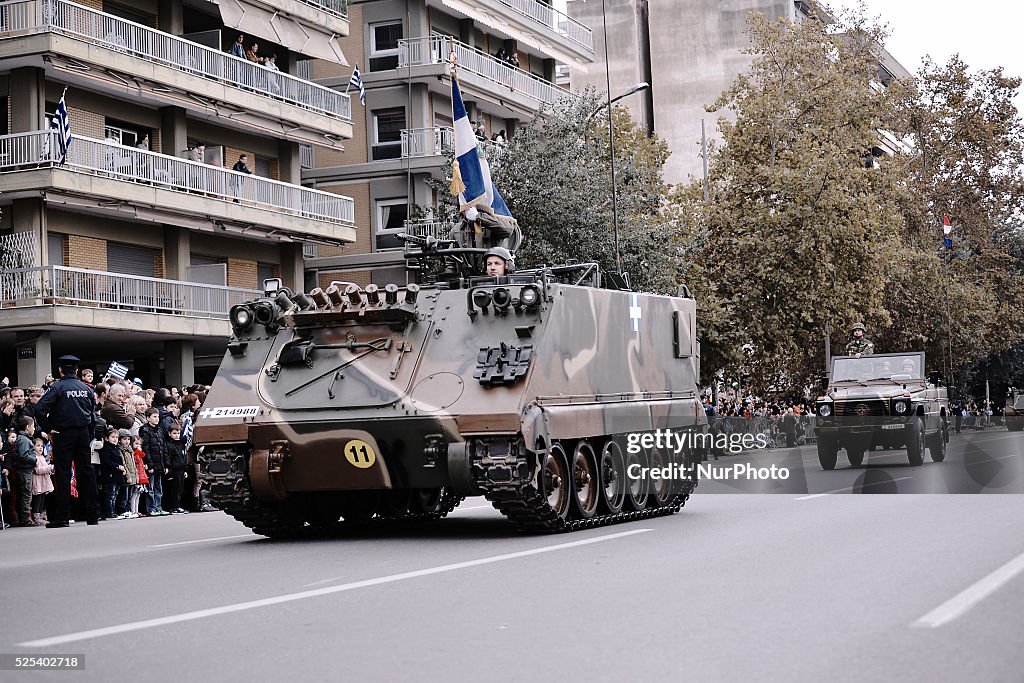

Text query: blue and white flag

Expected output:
[450,73,513,218]
[346,64,365,105]
[105,361,128,381]
[51,88,72,165]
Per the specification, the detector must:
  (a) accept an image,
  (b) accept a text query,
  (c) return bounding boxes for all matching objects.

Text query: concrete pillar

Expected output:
[15,331,51,387]
[160,106,188,158]
[408,0,429,40]
[10,67,45,132]
[164,340,194,388]
[279,243,304,292]
[157,0,183,34]
[163,225,191,281]
[12,198,48,267]
[277,139,301,185]
[281,53,299,76]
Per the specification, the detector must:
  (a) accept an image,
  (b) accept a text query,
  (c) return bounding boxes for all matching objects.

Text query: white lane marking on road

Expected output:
[913,549,1024,628]
[794,476,913,500]
[148,534,253,548]
[18,528,653,647]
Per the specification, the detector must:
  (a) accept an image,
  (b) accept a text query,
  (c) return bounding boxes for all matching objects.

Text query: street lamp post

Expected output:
[600,0,621,272]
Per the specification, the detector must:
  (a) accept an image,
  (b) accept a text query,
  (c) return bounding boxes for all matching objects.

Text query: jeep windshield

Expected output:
[831,354,924,383]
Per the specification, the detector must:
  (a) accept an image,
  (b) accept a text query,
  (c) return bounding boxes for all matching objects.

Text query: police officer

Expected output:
[845,322,874,357]
[32,355,99,527]
[484,246,514,277]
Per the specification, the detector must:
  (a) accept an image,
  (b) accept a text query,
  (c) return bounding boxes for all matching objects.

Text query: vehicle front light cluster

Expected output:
[817,403,832,417]
[894,400,909,415]
[229,304,253,333]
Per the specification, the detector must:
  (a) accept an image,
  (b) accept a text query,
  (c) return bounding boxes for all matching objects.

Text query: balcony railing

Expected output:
[402,219,456,252]
[400,127,454,158]
[398,36,574,106]
[0,0,351,121]
[497,0,593,51]
[0,266,259,319]
[0,131,355,226]
[297,0,349,19]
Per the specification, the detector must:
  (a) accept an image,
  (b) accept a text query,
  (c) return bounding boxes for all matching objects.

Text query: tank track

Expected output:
[475,444,698,533]
[199,446,462,538]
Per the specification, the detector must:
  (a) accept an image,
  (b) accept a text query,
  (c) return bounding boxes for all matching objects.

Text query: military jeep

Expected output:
[814,352,949,469]
[1005,389,1024,432]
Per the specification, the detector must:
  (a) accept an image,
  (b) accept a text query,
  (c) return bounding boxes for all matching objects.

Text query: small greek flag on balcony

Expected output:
[105,361,129,381]
[450,73,514,219]
[346,64,365,105]
[51,88,72,165]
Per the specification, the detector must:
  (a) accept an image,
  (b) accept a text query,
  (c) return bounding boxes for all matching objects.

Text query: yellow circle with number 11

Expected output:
[344,439,377,468]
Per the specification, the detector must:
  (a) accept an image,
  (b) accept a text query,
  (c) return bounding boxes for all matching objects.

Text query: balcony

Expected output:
[0,0,352,145]
[0,265,259,336]
[396,36,575,115]
[0,131,356,245]
[219,0,350,55]
[401,127,454,158]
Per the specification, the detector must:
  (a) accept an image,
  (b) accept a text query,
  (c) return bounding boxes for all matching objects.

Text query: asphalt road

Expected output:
[1,429,1022,682]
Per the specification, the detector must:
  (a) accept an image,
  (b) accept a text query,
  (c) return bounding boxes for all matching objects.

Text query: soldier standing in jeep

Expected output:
[846,322,874,357]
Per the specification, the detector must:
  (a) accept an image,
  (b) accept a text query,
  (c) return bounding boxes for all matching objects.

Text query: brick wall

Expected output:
[67,235,107,270]
[71,109,105,140]
[319,269,371,289]
[314,4,365,80]
[227,257,257,289]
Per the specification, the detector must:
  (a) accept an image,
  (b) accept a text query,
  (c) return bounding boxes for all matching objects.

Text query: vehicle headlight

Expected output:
[895,400,908,415]
[229,305,253,331]
[818,403,832,417]
[519,285,540,309]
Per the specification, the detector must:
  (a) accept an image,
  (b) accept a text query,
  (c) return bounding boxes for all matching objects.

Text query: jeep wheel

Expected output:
[847,450,864,467]
[907,419,925,466]
[817,441,838,470]
[928,428,947,463]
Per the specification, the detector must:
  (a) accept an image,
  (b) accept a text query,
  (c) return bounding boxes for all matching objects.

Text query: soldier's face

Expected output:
[853,330,863,338]
[485,256,506,276]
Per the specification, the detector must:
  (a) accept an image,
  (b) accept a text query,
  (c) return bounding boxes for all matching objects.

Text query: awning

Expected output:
[216,0,349,65]
[441,0,590,74]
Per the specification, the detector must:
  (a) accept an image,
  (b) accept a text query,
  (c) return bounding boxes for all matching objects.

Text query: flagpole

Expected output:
[600,0,622,273]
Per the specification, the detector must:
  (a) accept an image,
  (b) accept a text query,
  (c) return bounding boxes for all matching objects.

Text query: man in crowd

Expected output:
[101,383,133,430]
[32,355,99,528]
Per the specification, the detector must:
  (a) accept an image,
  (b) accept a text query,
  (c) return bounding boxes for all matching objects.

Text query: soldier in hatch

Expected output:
[846,322,874,357]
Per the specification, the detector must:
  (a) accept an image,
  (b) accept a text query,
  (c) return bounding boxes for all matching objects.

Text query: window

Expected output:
[369,21,403,71]
[372,107,405,161]
[257,262,276,285]
[375,198,408,251]
[47,233,64,267]
[104,120,142,147]
[254,156,271,178]
[107,242,156,277]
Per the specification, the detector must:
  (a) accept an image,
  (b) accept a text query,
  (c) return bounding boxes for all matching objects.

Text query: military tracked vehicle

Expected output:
[814,352,949,469]
[194,234,706,537]
[1005,388,1023,431]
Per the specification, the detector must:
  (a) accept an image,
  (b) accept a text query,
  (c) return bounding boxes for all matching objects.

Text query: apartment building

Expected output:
[0,0,355,385]
[567,0,911,184]
[302,0,593,287]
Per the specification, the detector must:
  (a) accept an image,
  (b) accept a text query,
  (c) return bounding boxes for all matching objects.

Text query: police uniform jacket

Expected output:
[33,377,97,432]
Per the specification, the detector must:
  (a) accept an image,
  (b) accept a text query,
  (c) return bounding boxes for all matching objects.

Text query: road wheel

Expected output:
[907,419,925,466]
[817,441,838,470]
[847,450,865,467]
[380,489,413,518]
[598,439,626,514]
[928,428,947,463]
[570,441,600,519]
[540,443,571,520]
[625,447,650,511]
[647,445,673,508]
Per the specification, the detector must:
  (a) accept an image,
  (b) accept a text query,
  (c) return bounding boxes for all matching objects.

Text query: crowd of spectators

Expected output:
[0,370,212,529]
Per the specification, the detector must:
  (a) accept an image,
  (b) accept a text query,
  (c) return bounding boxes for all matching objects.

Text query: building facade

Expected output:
[0,0,355,385]
[302,0,592,287]
[567,0,911,185]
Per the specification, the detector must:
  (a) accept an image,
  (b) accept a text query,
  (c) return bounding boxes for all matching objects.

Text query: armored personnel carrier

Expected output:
[194,234,706,536]
[814,352,949,469]
[1005,388,1023,431]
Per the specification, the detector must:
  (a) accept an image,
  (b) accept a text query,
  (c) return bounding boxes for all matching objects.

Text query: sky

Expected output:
[827,0,1024,109]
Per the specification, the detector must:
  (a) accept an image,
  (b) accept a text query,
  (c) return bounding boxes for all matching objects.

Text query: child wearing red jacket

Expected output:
[131,436,150,518]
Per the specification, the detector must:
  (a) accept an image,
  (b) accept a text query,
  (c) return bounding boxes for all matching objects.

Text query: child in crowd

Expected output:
[140,408,167,515]
[117,429,139,519]
[11,417,38,526]
[100,427,126,520]
[31,436,54,525]
[132,436,149,517]
[164,422,189,514]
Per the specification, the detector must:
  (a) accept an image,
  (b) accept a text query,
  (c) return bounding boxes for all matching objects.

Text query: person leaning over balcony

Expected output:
[263,54,282,95]
[230,34,246,59]
[231,154,252,203]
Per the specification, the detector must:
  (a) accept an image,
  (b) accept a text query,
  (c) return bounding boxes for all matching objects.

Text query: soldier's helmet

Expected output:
[850,322,866,335]
[484,246,515,274]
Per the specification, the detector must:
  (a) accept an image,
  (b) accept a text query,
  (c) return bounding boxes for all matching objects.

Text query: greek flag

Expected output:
[105,361,128,380]
[51,88,72,165]
[181,411,195,451]
[347,64,365,105]
[450,74,514,218]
